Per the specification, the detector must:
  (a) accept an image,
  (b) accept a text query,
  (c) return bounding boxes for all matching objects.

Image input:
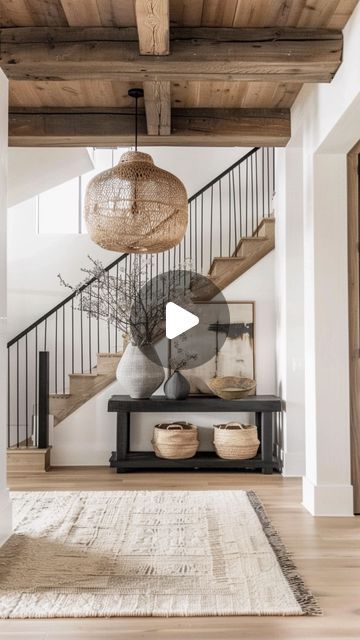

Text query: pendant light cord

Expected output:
[128,88,143,152]
[135,95,138,152]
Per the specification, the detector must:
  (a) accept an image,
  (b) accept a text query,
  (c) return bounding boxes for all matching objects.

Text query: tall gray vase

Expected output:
[116,343,164,398]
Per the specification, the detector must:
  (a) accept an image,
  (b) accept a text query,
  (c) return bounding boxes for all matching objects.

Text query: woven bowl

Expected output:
[207,376,256,400]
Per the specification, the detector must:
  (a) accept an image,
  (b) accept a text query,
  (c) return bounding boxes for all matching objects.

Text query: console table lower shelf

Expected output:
[107,395,282,474]
[109,450,280,472]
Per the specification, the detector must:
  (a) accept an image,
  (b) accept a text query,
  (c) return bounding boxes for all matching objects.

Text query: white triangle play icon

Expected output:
[165,302,199,340]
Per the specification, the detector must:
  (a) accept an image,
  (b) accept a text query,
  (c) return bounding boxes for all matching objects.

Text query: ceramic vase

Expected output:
[116,343,164,398]
[164,370,190,400]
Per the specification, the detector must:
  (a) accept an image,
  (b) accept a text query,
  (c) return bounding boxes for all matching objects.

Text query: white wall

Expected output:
[7,147,93,207]
[275,0,360,515]
[51,251,276,465]
[0,69,12,545]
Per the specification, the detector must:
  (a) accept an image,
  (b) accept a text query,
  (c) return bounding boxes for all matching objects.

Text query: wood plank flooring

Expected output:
[1,468,360,640]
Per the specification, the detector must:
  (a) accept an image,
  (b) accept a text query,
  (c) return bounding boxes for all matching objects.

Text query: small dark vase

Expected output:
[164,371,190,400]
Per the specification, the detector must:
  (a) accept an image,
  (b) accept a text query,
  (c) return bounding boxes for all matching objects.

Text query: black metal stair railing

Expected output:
[7,146,275,449]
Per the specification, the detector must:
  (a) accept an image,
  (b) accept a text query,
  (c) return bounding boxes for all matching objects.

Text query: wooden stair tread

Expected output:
[69,372,100,379]
[97,352,122,357]
[49,393,71,399]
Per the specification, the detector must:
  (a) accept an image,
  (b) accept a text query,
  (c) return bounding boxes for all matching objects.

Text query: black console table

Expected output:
[108,395,281,474]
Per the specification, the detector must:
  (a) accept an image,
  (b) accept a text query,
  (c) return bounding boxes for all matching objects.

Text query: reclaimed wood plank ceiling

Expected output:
[0,0,357,146]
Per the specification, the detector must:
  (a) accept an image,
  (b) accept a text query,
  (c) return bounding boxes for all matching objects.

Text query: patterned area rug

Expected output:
[0,490,320,618]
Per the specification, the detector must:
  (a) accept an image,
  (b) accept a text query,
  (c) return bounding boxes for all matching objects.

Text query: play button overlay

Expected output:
[166,302,199,339]
[130,269,230,370]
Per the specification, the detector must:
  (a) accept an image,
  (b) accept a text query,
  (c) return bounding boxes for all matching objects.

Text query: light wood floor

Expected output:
[1,467,360,640]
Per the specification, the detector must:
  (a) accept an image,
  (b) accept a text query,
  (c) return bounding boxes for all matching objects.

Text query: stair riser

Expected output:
[49,397,69,411]
[235,240,267,258]
[96,356,122,375]
[257,219,275,239]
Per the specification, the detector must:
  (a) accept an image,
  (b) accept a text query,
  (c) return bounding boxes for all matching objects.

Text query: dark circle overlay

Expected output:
[130,269,230,370]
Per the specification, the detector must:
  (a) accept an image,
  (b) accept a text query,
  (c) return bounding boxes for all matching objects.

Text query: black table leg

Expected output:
[261,412,273,474]
[116,411,130,473]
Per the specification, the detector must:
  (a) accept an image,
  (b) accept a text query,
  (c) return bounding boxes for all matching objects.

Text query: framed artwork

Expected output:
[179,301,255,394]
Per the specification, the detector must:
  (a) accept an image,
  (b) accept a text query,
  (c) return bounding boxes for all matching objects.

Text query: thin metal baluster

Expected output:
[16,341,19,447]
[80,293,84,373]
[194,199,198,272]
[183,211,187,265]
[245,159,248,236]
[162,251,165,276]
[63,305,66,392]
[210,185,214,265]
[55,310,58,393]
[97,279,100,354]
[25,334,28,445]
[89,288,92,372]
[267,147,270,216]
[107,272,110,352]
[71,298,75,374]
[167,249,171,273]
[272,147,275,197]
[219,180,223,257]
[145,257,148,311]
[250,153,254,236]
[238,164,242,238]
[228,172,231,256]
[35,326,38,437]
[262,147,265,222]
[7,349,10,448]
[115,264,119,352]
[232,170,237,250]
[189,202,192,268]
[200,193,204,273]
[156,254,159,301]
[255,151,259,232]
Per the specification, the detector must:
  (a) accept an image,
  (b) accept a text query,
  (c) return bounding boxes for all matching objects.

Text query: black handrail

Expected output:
[188,147,259,204]
[7,253,129,348]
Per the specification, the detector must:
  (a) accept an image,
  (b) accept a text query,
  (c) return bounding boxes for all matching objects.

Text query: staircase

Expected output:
[209,217,275,291]
[7,147,275,449]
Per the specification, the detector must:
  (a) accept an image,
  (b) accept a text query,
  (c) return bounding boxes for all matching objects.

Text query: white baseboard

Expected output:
[0,489,12,546]
[281,450,305,477]
[302,477,354,516]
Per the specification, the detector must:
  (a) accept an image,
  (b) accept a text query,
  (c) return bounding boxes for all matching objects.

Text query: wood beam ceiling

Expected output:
[135,0,171,136]
[8,107,291,147]
[0,27,342,83]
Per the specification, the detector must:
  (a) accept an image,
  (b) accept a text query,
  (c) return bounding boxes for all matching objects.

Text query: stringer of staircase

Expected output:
[208,217,275,292]
[49,216,275,426]
[50,353,122,426]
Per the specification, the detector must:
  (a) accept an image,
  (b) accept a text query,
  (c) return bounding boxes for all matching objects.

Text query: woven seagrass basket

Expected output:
[152,422,199,460]
[214,421,260,460]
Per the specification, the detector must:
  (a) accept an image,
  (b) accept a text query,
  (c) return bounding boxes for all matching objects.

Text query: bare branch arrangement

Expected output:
[168,335,198,372]
[58,256,195,347]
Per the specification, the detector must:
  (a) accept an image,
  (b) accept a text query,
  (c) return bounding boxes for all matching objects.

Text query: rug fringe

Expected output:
[246,490,322,616]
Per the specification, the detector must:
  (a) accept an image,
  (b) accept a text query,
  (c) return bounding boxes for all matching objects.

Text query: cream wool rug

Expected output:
[0,490,320,618]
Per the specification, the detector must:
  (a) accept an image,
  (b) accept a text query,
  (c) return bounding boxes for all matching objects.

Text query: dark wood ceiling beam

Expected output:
[8,107,291,147]
[0,27,342,82]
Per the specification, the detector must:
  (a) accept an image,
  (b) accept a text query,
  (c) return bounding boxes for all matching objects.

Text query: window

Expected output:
[37,148,127,234]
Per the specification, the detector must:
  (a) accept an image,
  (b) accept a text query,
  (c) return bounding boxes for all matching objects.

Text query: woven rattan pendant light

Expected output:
[84,88,188,254]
